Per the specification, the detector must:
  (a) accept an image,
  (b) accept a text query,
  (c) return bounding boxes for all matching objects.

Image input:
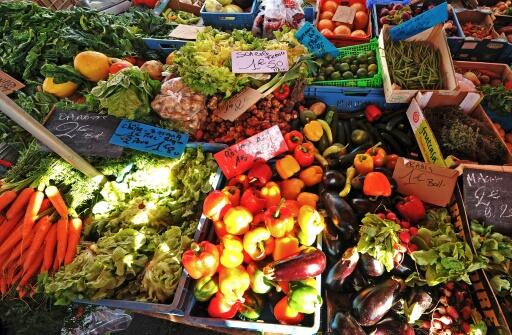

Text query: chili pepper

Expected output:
[396,195,426,223]
[363,172,392,197]
[280,178,304,200]
[354,153,374,175]
[248,162,273,187]
[203,190,231,221]
[213,220,228,239]
[340,166,356,198]
[132,0,158,8]
[294,143,315,167]
[299,165,323,187]
[303,120,324,142]
[220,235,244,268]
[364,104,383,122]
[223,206,253,235]
[366,142,386,167]
[274,296,304,325]
[273,236,300,261]
[284,200,300,218]
[260,182,281,208]
[222,186,241,207]
[264,198,294,238]
[297,192,319,209]
[240,188,267,215]
[194,275,219,302]
[297,205,325,246]
[288,281,322,314]
[182,241,220,280]
[247,262,273,294]
[219,265,250,302]
[284,131,304,151]
[385,154,399,170]
[274,84,290,101]
[243,227,271,261]
[276,155,301,180]
[228,174,250,190]
[207,292,241,319]
[0,160,12,168]
[238,291,264,321]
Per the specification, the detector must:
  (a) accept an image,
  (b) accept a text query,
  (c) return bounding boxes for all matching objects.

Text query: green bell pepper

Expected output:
[288,281,322,314]
[238,291,264,321]
[193,275,219,302]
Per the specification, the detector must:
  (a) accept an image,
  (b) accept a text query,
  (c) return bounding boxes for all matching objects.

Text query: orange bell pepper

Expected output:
[363,172,392,197]
[354,153,374,175]
[299,165,323,187]
[280,178,304,200]
[274,296,304,325]
[223,206,253,235]
[182,241,220,280]
[220,235,244,268]
[303,120,323,142]
[284,200,300,218]
[273,236,300,261]
[297,192,319,209]
[213,220,228,239]
[276,155,301,180]
[260,181,281,208]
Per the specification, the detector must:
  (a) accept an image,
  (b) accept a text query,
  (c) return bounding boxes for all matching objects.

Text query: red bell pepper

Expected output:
[366,143,386,167]
[363,172,392,197]
[132,0,158,8]
[182,241,220,280]
[385,154,399,170]
[228,174,250,190]
[203,190,231,221]
[274,84,290,101]
[264,198,294,238]
[284,131,304,152]
[240,188,267,214]
[505,80,512,90]
[396,195,426,224]
[222,186,241,207]
[248,163,273,188]
[364,105,382,122]
[294,143,315,167]
[207,292,241,319]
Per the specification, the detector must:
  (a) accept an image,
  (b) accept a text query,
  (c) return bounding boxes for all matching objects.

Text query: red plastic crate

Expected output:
[316,0,372,47]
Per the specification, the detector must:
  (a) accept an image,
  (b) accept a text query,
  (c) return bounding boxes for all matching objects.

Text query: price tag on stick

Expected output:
[231,50,289,73]
[0,70,24,95]
[214,87,263,122]
[389,2,448,41]
[109,120,188,158]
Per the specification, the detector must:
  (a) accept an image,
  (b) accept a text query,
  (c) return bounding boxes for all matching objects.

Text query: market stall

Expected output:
[0,0,512,334]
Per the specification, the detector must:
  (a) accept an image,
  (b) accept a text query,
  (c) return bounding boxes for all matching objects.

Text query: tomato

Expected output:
[109,61,132,74]
[319,11,334,20]
[320,28,335,38]
[322,0,338,13]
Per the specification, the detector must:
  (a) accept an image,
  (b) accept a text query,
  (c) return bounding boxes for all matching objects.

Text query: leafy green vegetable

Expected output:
[90,67,161,120]
[40,64,86,85]
[407,209,486,286]
[357,213,401,272]
[481,84,512,116]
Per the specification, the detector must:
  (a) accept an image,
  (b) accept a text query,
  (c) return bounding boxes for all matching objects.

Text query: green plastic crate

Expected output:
[312,39,383,88]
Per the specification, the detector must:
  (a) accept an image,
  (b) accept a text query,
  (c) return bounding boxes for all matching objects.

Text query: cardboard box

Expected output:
[379,24,459,103]
[406,92,512,166]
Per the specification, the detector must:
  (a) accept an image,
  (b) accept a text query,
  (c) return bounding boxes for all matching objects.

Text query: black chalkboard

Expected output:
[462,168,512,235]
[42,109,123,158]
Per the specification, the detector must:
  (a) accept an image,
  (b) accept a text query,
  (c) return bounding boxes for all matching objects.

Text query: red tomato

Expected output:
[109,61,132,74]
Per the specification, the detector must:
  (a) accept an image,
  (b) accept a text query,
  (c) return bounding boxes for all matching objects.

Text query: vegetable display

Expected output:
[313,51,378,82]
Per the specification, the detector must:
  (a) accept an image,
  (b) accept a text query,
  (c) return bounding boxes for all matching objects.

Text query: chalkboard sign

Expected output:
[109,120,188,158]
[43,109,123,158]
[463,168,512,235]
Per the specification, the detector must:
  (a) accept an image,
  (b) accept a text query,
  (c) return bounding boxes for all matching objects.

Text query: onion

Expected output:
[141,60,163,80]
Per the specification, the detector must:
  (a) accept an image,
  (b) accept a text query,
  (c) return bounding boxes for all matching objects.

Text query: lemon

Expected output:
[74,51,110,82]
[42,77,78,98]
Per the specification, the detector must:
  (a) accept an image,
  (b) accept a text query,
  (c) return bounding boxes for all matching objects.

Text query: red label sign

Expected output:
[214,125,288,179]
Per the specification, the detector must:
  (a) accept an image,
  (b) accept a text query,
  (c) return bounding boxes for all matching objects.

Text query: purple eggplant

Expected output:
[263,248,326,281]
[359,253,385,277]
[323,217,343,259]
[392,253,415,277]
[326,247,360,290]
[331,312,366,335]
[352,278,404,326]
[344,267,371,292]
[320,191,356,232]
[369,319,415,335]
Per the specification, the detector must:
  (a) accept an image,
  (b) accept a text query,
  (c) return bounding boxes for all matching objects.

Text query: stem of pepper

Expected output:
[191,242,202,255]
[273,198,286,219]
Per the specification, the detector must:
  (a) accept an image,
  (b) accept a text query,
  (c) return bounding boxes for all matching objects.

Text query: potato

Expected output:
[309,102,327,116]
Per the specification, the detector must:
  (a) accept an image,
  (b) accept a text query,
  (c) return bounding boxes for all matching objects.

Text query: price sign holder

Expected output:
[231,50,289,74]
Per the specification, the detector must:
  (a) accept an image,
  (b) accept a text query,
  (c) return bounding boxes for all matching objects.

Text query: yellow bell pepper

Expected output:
[219,265,250,302]
[276,155,300,180]
[303,120,324,142]
[220,235,244,268]
[297,205,325,246]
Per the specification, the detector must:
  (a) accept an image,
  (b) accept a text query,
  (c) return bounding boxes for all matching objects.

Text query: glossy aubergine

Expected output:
[352,278,404,326]
[331,312,366,335]
[323,170,346,190]
[326,247,360,290]
[344,267,370,293]
[369,318,415,335]
[350,175,365,191]
[392,253,415,277]
[350,198,381,215]
[320,191,356,231]
[323,217,343,259]
[359,253,385,277]
[263,248,326,281]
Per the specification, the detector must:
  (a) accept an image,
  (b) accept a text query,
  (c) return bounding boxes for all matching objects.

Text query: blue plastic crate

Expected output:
[143,38,187,56]
[304,86,406,112]
[201,0,257,30]
[498,45,512,64]
[304,5,316,23]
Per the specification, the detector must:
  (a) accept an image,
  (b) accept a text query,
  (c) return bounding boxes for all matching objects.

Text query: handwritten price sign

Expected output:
[214,87,263,122]
[231,50,289,73]
[109,120,188,158]
[0,70,24,95]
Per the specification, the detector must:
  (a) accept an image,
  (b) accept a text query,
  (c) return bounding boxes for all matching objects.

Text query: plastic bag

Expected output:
[252,0,305,38]
[455,72,476,92]
[65,307,132,335]
[150,77,208,134]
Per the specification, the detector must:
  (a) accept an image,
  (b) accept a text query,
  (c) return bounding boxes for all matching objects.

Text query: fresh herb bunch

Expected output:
[481,84,512,116]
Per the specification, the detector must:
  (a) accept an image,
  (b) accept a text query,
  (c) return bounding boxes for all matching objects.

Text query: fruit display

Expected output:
[487,0,512,16]
[462,21,495,38]
[313,49,379,83]
[317,0,370,42]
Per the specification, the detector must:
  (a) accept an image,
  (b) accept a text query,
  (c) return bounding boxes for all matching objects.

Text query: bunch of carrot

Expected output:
[0,185,83,298]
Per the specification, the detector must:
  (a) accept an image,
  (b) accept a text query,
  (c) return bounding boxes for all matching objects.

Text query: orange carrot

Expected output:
[23,216,51,272]
[2,236,32,272]
[44,186,68,219]
[0,225,23,257]
[56,218,69,266]
[0,211,24,245]
[42,224,58,273]
[52,252,60,271]
[38,198,51,214]
[19,250,43,287]
[22,191,44,239]
[0,277,6,295]
[0,215,5,225]
[64,218,82,265]
[0,190,17,212]
[6,188,34,220]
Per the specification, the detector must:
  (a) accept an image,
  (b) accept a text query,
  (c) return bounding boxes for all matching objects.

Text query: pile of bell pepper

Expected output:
[182,154,328,324]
